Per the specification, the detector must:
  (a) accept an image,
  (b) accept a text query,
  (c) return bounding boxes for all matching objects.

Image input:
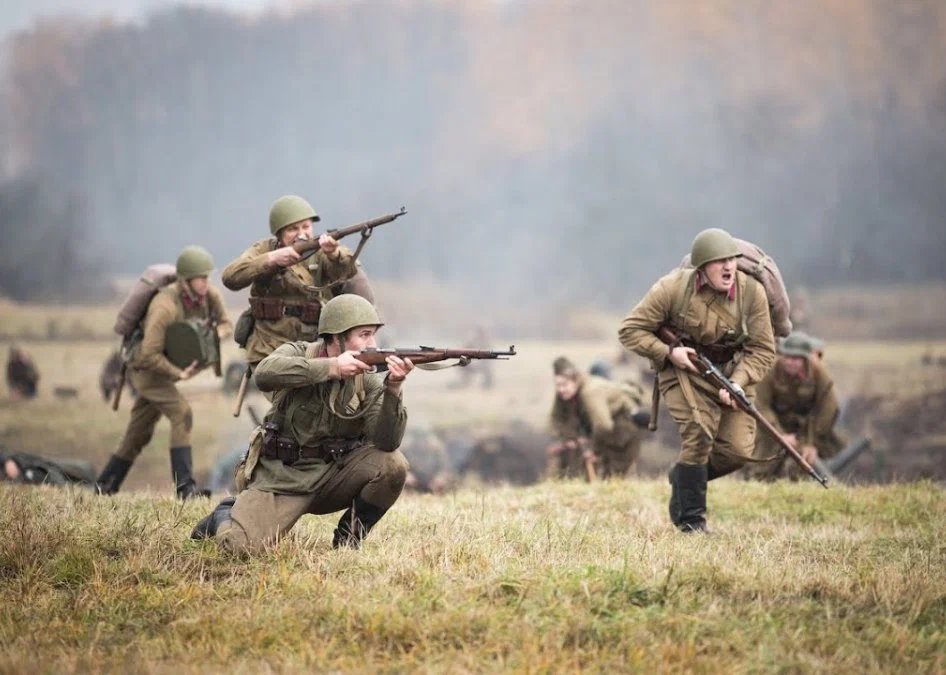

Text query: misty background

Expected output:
[1,0,944,318]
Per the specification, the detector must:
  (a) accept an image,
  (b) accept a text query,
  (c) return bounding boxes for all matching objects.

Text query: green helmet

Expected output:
[690,228,742,268]
[269,195,320,235]
[176,245,215,279]
[778,331,812,358]
[318,294,383,335]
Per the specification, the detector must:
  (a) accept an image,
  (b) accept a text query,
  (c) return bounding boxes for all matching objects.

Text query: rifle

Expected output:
[579,439,598,482]
[293,207,407,263]
[814,437,871,478]
[656,325,829,488]
[353,345,516,370]
[111,362,126,411]
[232,365,252,417]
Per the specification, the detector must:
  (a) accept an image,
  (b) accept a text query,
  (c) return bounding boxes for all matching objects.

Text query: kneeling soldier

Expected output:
[191,294,412,553]
[619,229,776,532]
[749,332,842,480]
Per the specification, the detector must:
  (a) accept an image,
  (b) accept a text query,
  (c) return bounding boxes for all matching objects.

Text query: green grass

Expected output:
[1,480,944,673]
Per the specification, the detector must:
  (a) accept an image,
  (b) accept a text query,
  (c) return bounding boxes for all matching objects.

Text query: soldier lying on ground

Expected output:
[1,448,96,487]
[6,345,39,400]
[547,357,650,480]
[191,294,412,554]
[747,332,844,481]
[619,228,776,533]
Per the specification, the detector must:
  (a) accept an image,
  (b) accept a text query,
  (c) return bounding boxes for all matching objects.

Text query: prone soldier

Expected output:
[96,246,232,498]
[548,356,650,480]
[191,294,412,554]
[748,332,843,481]
[2,447,97,487]
[619,228,776,532]
[6,345,39,399]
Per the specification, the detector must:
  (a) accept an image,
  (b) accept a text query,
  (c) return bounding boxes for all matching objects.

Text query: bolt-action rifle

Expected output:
[656,325,829,488]
[293,207,407,263]
[353,345,516,370]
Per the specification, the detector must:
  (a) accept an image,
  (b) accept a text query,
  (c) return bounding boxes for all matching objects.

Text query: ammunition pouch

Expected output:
[261,421,362,464]
[233,309,255,348]
[249,297,322,324]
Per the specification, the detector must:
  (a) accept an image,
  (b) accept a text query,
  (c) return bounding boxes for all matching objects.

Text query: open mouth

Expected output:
[721,272,733,283]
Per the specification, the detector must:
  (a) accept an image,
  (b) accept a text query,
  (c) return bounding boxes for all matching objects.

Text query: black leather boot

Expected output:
[95,455,133,495]
[190,497,236,540]
[668,464,683,526]
[674,463,709,533]
[332,496,389,549]
[170,446,210,500]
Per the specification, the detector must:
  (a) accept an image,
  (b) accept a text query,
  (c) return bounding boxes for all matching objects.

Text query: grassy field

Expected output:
[1,479,944,673]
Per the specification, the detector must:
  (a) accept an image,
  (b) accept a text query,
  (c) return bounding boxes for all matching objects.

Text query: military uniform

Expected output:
[98,246,231,498]
[550,374,646,478]
[750,343,842,481]
[619,228,776,531]
[222,240,356,366]
[2,450,96,487]
[6,347,39,399]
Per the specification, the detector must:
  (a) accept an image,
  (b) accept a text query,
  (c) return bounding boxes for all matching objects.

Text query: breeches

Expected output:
[217,446,408,555]
[116,371,192,460]
[661,379,756,472]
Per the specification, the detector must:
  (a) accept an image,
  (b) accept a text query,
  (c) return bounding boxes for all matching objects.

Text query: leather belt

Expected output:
[261,428,364,464]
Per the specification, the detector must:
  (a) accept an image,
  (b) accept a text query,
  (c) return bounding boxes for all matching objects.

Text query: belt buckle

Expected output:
[328,446,346,463]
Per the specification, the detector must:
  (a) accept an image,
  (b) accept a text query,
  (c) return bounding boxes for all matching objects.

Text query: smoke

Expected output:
[1,1,944,318]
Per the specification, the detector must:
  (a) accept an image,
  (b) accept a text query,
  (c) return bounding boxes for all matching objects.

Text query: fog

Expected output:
[1,1,944,314]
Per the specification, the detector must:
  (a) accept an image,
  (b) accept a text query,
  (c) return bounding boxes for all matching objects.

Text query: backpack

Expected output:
[113,264,177,337]
[679,239,792,337]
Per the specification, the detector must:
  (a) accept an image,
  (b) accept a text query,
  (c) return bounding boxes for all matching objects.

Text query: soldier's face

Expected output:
[702,257,738,293]
[343,325,379,352]
[279,219,315,247]
[187,276,210,297]
[3,459,20,481]
[554,375,579,401]
[780,355,807,377]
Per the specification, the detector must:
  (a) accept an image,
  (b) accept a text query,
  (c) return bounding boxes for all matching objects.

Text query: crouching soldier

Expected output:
[619,229,776,532]
[748,332,843,481]
[96,246,232,499]
[191,294,412,553]
[548,356,650,479]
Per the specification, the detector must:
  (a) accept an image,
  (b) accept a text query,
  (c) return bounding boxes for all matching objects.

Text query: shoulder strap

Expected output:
[670,269,697,328]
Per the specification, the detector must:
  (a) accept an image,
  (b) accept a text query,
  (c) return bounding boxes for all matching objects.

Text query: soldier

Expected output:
[190,294,412,554]
[548,356,649,480]
[749,332,843,481]
[619,228,776,532]
[96,246,232,499]
[222,195,360,369]
[6,345,39,399]
[2,447,96,487]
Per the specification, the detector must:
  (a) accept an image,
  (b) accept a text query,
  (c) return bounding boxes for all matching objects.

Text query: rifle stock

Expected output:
[657,325,829,488]
[232,366,251,417]
[111,364,126,411]
[353,346,516,370]
[292,207,407,260]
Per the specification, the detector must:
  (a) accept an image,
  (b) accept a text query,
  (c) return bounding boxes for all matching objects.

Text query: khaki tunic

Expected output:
[751,358,842,480]
[550,375,645,478]
[217,339,409,554]
[618,268,776,468]
[116,282,231,457]
[222,239,356,366]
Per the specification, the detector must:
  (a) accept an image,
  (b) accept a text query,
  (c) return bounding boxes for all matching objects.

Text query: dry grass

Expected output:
[0,479,944,673]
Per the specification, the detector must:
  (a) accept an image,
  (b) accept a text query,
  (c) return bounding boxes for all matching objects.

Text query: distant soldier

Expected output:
[748,332,843,481]
[2,447,96,487]
[6,345,39,399]
[96,246,232,499]
[222,195,363,369]
[548,356,649,480]
[619,228,776,532]
[190,294,412,553]
[402,427,456,494]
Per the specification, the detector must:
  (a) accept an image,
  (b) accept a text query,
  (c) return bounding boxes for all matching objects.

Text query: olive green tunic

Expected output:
[222,240,356,365]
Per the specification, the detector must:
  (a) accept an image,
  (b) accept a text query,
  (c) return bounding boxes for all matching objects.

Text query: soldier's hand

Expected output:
[718,388,739,409]
[268,246,302,268]
[336,351,371,378]
[319,233,340,258]
[782,432,798,447]
[801,444,819,465]
[179,360,202,381]
[385,356,414,393]
[669,346,699,372]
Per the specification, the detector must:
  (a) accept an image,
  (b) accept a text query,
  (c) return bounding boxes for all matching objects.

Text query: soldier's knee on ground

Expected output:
[215,520,256,556]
